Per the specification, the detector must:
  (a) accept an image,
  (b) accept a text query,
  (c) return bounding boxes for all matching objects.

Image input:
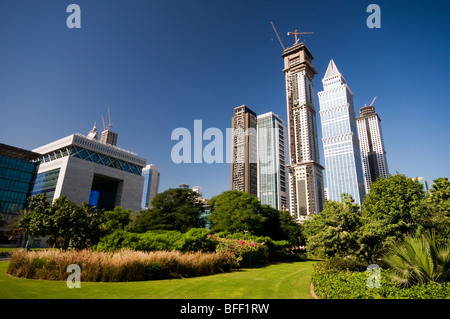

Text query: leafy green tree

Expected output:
[278,210,306,247]
[421,177,450,243]
[357,173,427,262]
[427,177,450,217]
[102,206,131,234]
[15,194,105,250]
[127,188,205,233]
[207,191,266,234]
[303,194,361,258]
[384,232,450,287]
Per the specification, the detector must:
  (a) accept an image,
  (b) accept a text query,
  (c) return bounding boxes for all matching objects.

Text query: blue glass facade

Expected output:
[0,147,38,216]
[141,168,152,209]
[257,112,288,211]
[318,60,366,205]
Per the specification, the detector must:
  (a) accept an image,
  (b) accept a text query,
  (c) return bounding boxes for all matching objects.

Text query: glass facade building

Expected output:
[318,59,366,205]
[0,144,39,232]
[257,112,289,211]
[141,164,160,210]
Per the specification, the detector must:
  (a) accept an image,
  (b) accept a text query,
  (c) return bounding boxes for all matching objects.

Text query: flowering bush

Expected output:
[207,234,289,267]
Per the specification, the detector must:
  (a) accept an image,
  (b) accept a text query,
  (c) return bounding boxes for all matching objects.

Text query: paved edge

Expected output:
[310,281,320,299]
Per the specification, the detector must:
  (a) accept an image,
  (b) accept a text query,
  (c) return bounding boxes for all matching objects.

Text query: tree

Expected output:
[102,206,131,234]
[15,194,105,250]
[303,194,361,258]
[207,191,266,234]
[127,188,205,233]
[278,210,306,248]
[426,177,450,217]
[357,173,427,262]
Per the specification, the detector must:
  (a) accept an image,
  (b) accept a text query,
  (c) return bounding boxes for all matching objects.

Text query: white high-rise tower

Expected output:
[318,59,366,205]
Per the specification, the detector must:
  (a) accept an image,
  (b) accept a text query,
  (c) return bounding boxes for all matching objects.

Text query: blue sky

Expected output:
[0,0,449,200]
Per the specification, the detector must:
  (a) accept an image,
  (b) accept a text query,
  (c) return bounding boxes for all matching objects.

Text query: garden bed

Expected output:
[7,249,235,282]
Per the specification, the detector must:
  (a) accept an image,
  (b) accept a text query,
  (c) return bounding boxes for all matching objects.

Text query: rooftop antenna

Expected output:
[270,21,285,51]
[287,28,314,45]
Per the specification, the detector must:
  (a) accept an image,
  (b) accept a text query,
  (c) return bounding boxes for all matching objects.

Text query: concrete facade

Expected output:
[33,134,146,212]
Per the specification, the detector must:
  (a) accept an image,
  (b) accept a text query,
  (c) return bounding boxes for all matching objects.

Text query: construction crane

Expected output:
[101,107,113,131]
[287,29,314,45]
[270,21,285,51]
[365,97,377,107]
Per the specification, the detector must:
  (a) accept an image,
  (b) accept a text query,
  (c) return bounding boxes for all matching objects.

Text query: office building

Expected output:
[230,105,258,197]
[257,112,289,211]
[356,101,389,192]
[282,41,325,221]
[318,59,366,205]
[0,144,40,243]
[141,164,160,210]
[32,127,146,212]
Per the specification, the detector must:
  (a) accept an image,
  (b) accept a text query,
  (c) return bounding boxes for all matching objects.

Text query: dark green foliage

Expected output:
[357,174,427,262]
[102,206,131,234]
[207,191,266,234]
[383,232,450,287]
[127,188,205,233]
[94,228,215,253]
[303,194,361,258]
[312,266,450,299]
[16,194,105,250]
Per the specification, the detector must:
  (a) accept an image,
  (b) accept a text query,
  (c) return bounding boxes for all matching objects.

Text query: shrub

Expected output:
[94,228,215,253]
[314,256,368,273]
[7,249,235,282]
[383,232,450,287]
[312,260,450,299]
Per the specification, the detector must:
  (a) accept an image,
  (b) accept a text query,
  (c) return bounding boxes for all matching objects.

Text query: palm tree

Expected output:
[384,231,450,287]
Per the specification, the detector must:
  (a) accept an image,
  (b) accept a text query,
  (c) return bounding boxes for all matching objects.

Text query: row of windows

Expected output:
[0,200,24,214]
[0,168,35,183]
[32,168,60,202]
[0,155,37,172]
[0,179,32,194]
[38,146,143,175]
[0,190,28,207]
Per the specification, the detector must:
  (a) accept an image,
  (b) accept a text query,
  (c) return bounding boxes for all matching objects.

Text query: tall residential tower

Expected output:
[282,41,324,221]
[318,59,366,205]
[356,100,389,192]
[257,112,289,211]
[230,105,258,197]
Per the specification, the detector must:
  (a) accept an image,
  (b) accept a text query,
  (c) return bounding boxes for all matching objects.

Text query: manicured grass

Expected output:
[0,260,316,299]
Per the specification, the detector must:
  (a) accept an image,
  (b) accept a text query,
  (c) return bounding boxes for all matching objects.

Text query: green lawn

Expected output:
[0,260,316,299]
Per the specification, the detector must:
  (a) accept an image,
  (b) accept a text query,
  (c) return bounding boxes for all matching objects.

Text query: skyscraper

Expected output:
[257,112,289,211]
[356,100,389,192]
[230,105,258,197]
[141,164,160,210]
[282,41,324,221]
[318,59,366,205]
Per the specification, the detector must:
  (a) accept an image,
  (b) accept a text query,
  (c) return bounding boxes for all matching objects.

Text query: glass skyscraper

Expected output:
[257,112,289,211]
[141,164,160,210]
[318,59,366,205]
[0,143,39,238]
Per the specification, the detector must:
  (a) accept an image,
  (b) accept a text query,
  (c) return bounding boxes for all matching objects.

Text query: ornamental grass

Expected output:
[7,248,235,282]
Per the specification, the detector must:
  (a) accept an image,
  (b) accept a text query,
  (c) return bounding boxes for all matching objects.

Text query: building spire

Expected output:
[324,59,340,79]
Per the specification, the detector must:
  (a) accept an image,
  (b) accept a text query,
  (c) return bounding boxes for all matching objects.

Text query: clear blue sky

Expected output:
[1,0,449,200]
